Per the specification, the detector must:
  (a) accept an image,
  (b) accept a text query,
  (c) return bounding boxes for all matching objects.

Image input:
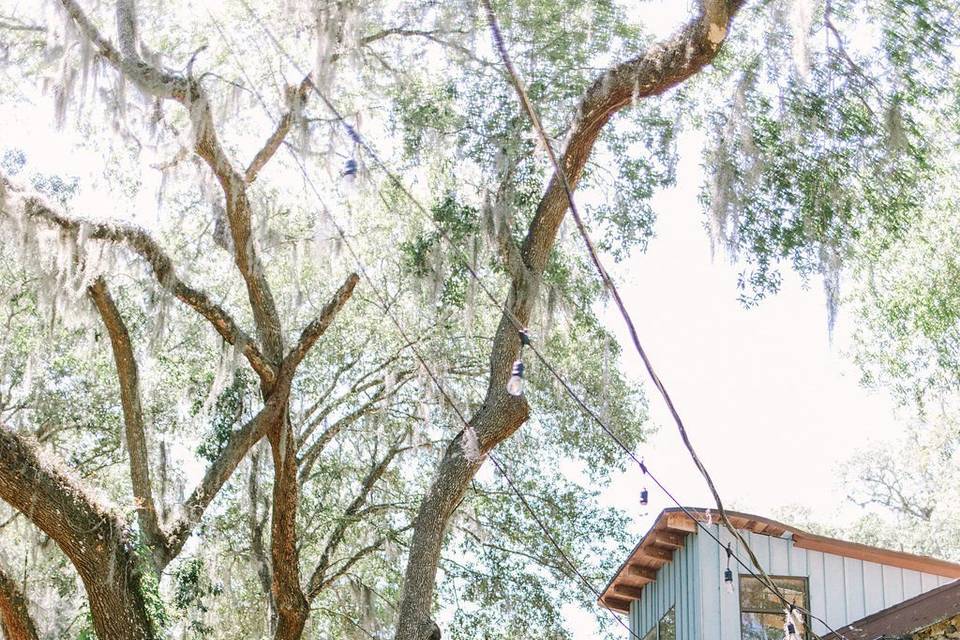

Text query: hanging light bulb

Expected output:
[638,459,649,506]
[506,360,525,396]
[724,544,735,594]
[506,328,530,396]
[342,158,358,183]
[519,327,531,347]
[784,606,801,640]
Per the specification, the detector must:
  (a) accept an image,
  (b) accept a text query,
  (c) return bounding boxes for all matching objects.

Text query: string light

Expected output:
[506,328,530,396]
[639,458,648,506]
[342,158,358,183]
[506,360,525,396]
[724,543,735,594]
[785,605,802,640]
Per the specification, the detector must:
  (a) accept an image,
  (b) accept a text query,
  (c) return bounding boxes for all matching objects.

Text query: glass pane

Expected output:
[741,611,808,640]
[741,612,788,640]
[658,606,676,640]
[739,576,808,612]
[642,626,656,640]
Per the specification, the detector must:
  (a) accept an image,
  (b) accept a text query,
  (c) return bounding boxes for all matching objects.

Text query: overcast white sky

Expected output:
[599,0,903,543]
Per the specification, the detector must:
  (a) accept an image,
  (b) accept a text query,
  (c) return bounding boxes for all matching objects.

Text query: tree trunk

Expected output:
[268,412,310,640]
[0,426,158,640]
[393,2,746,638]
[0,563,39,640]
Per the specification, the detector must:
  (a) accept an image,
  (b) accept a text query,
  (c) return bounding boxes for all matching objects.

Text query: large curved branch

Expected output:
[88,279,166,565]
[394,3,747,639]
[0,178,275,383]
[57,0,284,363]
[0,425,158,639]
[0,562,39,640]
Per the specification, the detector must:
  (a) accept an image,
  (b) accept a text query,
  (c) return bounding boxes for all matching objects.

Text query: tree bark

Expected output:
[0,426,158,640]
[0,562,39,640]
[393,2,747,639]
[267,412,310,640]
[89,279,166,569]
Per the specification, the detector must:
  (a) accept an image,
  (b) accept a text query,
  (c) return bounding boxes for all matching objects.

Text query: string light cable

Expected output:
[219,6,845,638]
[477,4,850,638]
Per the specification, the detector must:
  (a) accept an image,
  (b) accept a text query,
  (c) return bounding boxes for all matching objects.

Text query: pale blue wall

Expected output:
[630,532,701,639]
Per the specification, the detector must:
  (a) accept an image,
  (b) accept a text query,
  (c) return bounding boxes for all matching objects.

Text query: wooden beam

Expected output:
[664,514,697,533]
[614,583,645,599]
[793,534,960,578]
[653,532,685,549]
[601,595,632,614]
[641,545,674,562]
[627,565,657,582]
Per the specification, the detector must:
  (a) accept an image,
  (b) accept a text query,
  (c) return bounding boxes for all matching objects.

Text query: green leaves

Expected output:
[697,0,954,314]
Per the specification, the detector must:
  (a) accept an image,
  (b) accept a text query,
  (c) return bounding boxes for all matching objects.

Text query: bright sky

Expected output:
[561,126,906,639]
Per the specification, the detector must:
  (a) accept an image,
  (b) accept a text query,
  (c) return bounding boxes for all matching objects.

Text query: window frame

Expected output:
[738,575,810,640]
[640,605,677,640]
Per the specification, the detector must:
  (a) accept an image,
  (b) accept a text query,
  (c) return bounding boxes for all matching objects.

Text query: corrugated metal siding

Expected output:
[630,533,701,638]
[692,525,951,638]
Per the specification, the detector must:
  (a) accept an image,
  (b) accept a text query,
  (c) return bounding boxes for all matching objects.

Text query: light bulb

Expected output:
[784,607,801,640]
[343,159,358,183]
[506,360,525,396]
[640,487,649,506]
[724,568,734,594]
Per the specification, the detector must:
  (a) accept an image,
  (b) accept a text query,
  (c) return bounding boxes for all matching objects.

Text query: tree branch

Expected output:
[242,27,475,185]
[88,279,166,565]
[306,443,408,599]
[308,525,413,600]
[297,371,415,484]
[394,2,747,638]
[0,177,276,383]
[247,448,275,630]
[57,0,285,363]
[162,396,286,566]
[0,424,158,639]
[283,273,360,371]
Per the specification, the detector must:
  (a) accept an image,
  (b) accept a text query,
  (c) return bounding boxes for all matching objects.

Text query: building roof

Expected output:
[823,579,960,640]
[599,508,960,615]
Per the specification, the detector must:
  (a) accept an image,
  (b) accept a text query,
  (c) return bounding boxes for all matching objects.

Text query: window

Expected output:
[641,606,675,640]
[658,606,676,640]
[740,576,808,640]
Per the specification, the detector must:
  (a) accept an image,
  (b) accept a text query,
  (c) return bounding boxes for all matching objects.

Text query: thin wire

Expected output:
[477,4,849,638]
[208,13,642,639]
[226,6,845,638]
[487,452,644,640]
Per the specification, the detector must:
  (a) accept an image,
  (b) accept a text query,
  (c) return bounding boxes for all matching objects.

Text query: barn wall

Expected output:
[693,524,953,639]
[630,532,702,639]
